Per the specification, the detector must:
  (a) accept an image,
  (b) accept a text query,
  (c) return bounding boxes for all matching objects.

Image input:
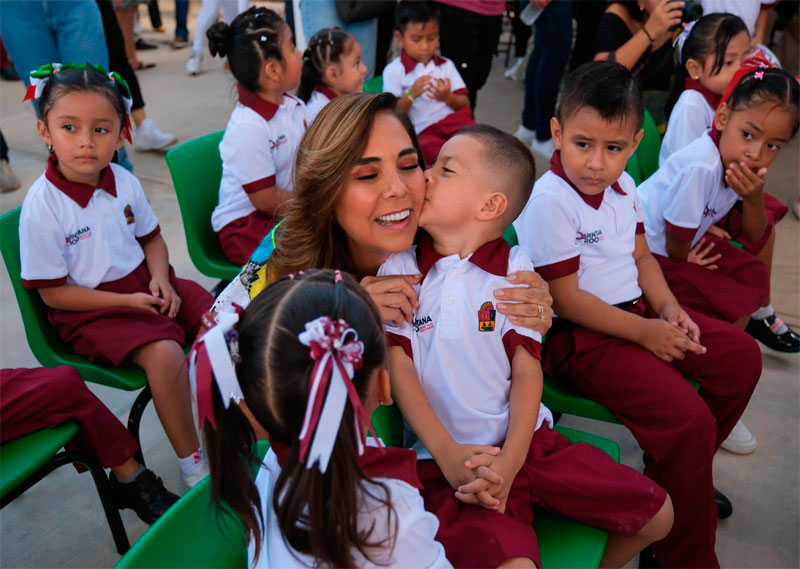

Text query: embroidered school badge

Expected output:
[124,204,135,225]
[478,301,496,332]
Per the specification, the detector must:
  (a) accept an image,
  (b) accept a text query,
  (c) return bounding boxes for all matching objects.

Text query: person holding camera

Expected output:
[594,0,697,124]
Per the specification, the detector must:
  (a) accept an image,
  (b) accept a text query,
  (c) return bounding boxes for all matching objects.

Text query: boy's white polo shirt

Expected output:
[306,84,337,124]
[514,152,644,307]
[20,157,160,290]
[639,131,737,257]
[211,85,307,232]
[379,233,552,461]
[659,89,716,167]
[383,51,468,134]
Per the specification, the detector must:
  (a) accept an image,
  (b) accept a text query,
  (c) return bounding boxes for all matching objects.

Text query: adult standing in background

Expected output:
[0,0,109,94]
[187,0,250,76]
[435,0,505,110]
[701,0,775,47]
[513,0,573,158]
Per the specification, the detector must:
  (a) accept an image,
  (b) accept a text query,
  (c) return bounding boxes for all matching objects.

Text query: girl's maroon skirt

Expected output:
[718,192,788,255]
[48,264,214,367]
[654,234,769,322]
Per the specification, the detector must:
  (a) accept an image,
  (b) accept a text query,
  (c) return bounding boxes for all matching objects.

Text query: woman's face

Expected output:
[335,112,425,272]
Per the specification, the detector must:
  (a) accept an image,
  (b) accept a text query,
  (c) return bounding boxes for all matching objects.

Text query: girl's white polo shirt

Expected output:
[306,84,337,124]
[514,154,645,307]
[639,131,738,256]
[379,234,552,461]
[383,51,468,134]
[659,89,716,167]
[211,86,307,232]
[20,158,159,290]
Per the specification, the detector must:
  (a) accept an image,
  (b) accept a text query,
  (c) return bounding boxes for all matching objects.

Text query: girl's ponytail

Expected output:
[665,13,748,119]
[207,21,233,58]
[298,28,355,102]
[197,270,395,567]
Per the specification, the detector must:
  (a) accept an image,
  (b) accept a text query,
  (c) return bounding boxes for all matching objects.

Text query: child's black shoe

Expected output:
[110,469,179,524]
[746,315,800,353]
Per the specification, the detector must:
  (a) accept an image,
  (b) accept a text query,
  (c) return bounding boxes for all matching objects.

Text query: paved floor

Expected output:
[0,2,798,567]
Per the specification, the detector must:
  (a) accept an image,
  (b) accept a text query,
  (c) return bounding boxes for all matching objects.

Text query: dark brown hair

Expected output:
[204,269,395,567]
[298,27,356,102]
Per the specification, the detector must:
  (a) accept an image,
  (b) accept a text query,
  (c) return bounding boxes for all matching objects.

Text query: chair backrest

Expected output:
[165,131,240,280]
[0,208,145,390]
[362,75,383,94]
[115,441,271,569]
[625,109,661,186]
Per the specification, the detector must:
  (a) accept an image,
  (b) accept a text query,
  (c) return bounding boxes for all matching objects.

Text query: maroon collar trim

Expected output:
[315,83,338,101]
[684,77,721,110]
[400,50,446,73]
[708,126,721,148]
[549,150,625,211]
[415,231,511,278]
[45,155,117,208]
[270,439,422,488]
[237,84,280,121]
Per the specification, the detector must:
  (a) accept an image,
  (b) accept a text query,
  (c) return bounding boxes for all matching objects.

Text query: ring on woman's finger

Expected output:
[537,304,544,319]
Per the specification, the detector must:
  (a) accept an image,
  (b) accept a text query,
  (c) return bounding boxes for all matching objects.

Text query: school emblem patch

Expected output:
[124,204,135,225]
[478,301,496,332]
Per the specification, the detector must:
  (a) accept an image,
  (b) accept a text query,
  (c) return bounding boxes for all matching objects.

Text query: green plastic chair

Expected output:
[363,75,383,93]
[0,207,153,464]
[165,131,241,281]
[1,422,131,553]
[626,109,661,186]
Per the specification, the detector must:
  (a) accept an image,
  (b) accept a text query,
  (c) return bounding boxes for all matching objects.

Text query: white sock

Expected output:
[514,125,535,137]
[178,447,205,476]
[751,305,774,319]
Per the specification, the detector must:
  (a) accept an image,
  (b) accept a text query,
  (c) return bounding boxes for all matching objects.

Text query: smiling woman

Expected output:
[214,92,554,333]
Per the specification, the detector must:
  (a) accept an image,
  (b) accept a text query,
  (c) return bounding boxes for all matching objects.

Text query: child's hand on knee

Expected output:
[706,225,731,240]
[149,277,182,318]
[687,238,722,270]
[639,318,706,362]
[438,443,502,500]
[659,301,701,343]
[457,452,520,513]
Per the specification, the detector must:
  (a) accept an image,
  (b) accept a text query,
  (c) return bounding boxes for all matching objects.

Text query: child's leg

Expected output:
[753,228,775,306]
[545,333,721,567]
[525,427,672,568]
[130,339,199,458]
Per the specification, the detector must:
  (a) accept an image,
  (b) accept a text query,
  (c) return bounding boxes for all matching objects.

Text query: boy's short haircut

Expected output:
[395,0,440,32]
[456,124,536,222]
[556,61,644,131]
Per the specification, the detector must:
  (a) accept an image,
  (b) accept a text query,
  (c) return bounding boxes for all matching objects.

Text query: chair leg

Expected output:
[127,385,152,467]
[1,451,131,554]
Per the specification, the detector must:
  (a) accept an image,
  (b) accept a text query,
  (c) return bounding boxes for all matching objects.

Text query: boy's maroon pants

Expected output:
[1,366,139,470]
[544,301,761,568]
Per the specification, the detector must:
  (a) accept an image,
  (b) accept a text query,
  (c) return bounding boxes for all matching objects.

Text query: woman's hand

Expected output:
[493,271,553,334]
[360,274,422,326]
[645,0,684,38]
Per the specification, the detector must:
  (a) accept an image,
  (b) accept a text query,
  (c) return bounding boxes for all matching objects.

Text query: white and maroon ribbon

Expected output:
[297,316,381,473]
[188,308,244,430]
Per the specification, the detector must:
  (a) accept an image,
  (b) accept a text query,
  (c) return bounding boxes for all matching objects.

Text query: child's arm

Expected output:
[141,233,181,318]
[550,271,704,361]
[39,285,164,313]
[429,78,469,111]
[725,162,768,242]
[634,234,703,343]
[388,346,503,506]
[455,348,541,513]
[247,186,293,217]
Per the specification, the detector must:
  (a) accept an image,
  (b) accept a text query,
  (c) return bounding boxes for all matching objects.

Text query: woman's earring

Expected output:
[48,144,54,154]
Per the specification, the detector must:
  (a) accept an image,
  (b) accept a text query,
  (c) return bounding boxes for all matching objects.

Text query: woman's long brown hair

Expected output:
[265,92,423,281]
[204,270,395,567]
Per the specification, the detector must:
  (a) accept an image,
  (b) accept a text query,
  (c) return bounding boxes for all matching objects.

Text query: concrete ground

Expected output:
[0,2,797,567]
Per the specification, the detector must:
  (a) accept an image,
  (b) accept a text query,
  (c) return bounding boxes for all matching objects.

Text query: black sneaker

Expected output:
[110,469,179,524]
[715,488,733,519]
[135,38,158,51]
[746,315,800,353]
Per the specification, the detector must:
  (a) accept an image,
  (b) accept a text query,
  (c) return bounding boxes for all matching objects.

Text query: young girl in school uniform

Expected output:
[640,60,799,352]
[297,28,368,124]
[660,13,750,166]
[208,7,306,266]
[19,63,214,489]
[194,270,451,569]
